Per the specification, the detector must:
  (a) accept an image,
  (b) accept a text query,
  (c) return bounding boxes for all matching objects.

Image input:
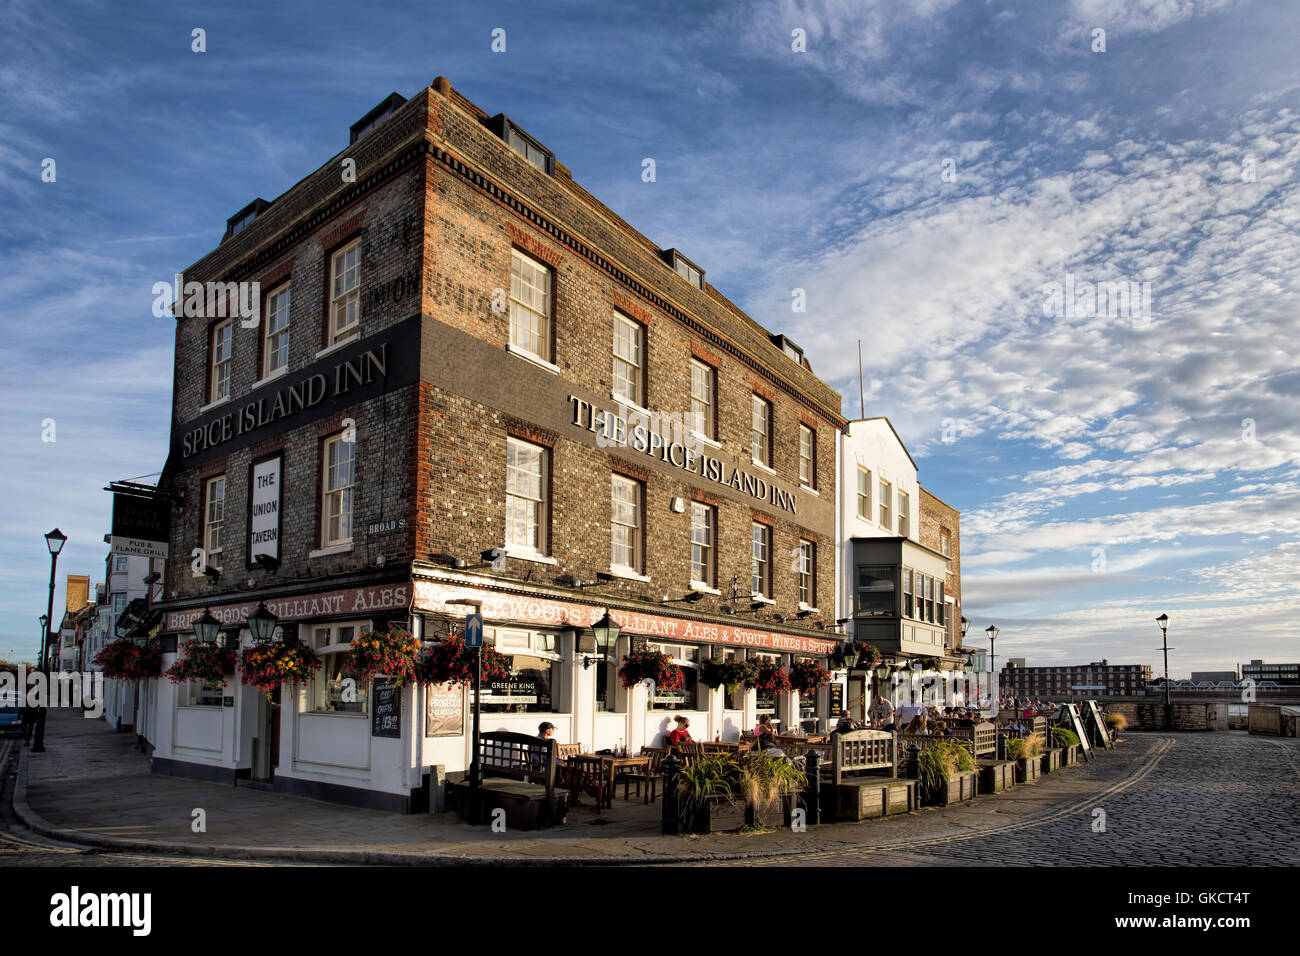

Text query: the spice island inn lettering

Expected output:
[180,346,388,459]
[568,395,798,514]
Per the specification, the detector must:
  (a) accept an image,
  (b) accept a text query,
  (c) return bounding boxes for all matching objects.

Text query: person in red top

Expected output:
[667,715,693,745]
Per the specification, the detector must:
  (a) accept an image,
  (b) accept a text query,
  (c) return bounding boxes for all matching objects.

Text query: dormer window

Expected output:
[223,198,270,241]
[771,334,808,369]
[350,92,406,144]
[488,114,554,175]
[665,249,704,289]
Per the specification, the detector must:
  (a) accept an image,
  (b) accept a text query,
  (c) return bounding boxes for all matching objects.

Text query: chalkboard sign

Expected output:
[829,683,845,716]
[1083,700,1111,749]
[371,678,401,738]
[1059,704,1094,761]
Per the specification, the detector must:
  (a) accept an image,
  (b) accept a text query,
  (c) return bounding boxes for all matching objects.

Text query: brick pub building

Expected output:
[149,78,845,810]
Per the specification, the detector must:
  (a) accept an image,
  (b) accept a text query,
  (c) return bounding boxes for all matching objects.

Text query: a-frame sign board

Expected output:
[1082,700,1112,749]
[1058,704,1094,762]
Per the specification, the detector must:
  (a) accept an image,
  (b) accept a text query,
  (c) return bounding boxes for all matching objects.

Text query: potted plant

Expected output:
[745,657,791,696]
[347,624,423,686]
[94,639,162,680]
[676,754,742,833]
[164,640,236,684]
[618,648,685,691]
[788,659,830,697]
[1005,732,1044,783]
[239,641,321,696]
[917,655,944,672]
[738,751,807,829]
[916,738,979,805]
[699,657,757,694]
[1104,711,1128,740]
[1051,725,1081,765]
[415,631,511,687]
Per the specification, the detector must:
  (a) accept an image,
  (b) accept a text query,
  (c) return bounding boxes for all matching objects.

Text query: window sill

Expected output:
[750,458,777,476]
[309,543,354,558]
[506,344,561,374]
[198,396,231,415]
[751,595,775,605]
[689,581,721,596]
[251,365,290,390]
[689,430,721,450]
[799,484,819,496]
[608,565,651,583]
[503,548,557,565]
[611,393,652,418]
[316,334,359,361]
[798,603,821,614]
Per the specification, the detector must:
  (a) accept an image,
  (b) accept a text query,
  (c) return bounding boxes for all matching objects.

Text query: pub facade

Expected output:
[149,77,846,811]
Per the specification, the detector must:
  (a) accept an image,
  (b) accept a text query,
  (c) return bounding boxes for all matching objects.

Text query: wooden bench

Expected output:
[449,731,567,830]
[897,721,996,761]
[822,729,916,820]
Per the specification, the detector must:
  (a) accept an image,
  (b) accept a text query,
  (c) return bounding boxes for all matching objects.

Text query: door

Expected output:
[252,686,282,780]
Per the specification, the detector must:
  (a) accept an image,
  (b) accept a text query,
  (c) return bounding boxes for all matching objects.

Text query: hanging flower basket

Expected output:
[165,641,236,684]
[746,657,791,695]
[852,642,883,668]
[700,657,758,693]
[618,648,684,691]
[239,641,321,695]
[415,631,511,687]
[788,659,830,695]
[94,639,162,680]
[346,624,423,686]
[918,656,944,671]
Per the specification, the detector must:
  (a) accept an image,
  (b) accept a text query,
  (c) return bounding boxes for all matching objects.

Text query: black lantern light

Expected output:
[583,610,621,669]
[246,601,279,644]
[193,608,221,645]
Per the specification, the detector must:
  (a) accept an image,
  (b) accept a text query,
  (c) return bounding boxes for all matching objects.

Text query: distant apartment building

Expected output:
[1000,659,1152,698]
[1190,669,1238,683]
[1241,660,1300,684]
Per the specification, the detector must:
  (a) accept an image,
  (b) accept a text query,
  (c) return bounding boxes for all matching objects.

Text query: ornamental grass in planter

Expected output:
[1104,711,1128,737]
[917,738,978,805]
[164,641,236,684]
[1052,726,1082,765]
[676,754,742,833]
[1006,732,1044,783]
[739,752,807,829]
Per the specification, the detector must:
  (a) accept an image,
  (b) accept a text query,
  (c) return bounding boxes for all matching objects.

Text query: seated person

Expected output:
[903,714,928,734]
[834,709,859,733]
[753,714,776,738]
[668,714,693,745]
[758,733,794,765]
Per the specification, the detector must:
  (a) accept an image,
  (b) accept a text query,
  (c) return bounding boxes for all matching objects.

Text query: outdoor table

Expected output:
[568,754,650,808]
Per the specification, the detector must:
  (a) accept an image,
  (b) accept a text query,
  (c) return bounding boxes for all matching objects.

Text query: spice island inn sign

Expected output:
[567,395,800,514]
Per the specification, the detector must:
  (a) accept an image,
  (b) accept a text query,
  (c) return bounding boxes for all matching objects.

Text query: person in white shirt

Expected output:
[894,694,924,728]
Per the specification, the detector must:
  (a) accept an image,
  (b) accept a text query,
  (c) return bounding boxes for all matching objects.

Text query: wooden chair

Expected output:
[557,743,583,760]
[565,755,607,813]
[622,748,664,804]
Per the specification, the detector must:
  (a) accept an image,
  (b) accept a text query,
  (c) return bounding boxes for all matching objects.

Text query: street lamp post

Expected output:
[1156,613,1171,729]
[32,528,68,753]
[985,624,999,710]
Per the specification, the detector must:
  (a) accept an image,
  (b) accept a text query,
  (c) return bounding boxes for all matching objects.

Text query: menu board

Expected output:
[829,683,844,716]
[371,678,401,738]
[1083,700,1111,749]
[425,683,464,737]
[1059,704,1094,761]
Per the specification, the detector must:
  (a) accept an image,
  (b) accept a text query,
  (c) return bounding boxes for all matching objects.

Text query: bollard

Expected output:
[906,743,921,781]
[804,747,820,826]
[997,731,1008,760]
[661,753,680,835]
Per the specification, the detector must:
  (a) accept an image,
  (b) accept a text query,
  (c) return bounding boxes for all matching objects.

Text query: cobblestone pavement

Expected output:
[700,732,1300,866]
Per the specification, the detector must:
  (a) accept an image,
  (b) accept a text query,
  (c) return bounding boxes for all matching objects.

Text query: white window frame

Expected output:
[645,641,703,710]
[751,522,771,598]
[329,240,361,346]
[941,529,952,572]
[689,359,715,440]
[799,424,815,488]
[612,314,643,406]
[322,433,355,548]
[209,319,232,403]
[263,282,291,377]
[857,467,872,520]
[114,555,128,573]
[509,249,552,362]
[879,479,892,529]
[610,474,642,573]
[203,475,225,567]
[798,539,816,607]
[898,490,910,538]
[690,502,715,587]
[751,395,771,467]
[505,437,548,555]
[303,621,368,716]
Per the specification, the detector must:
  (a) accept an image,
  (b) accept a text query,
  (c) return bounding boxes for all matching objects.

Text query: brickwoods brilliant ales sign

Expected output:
[567,395,799,513]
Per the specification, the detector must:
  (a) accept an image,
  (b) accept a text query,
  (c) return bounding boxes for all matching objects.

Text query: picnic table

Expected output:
[564,753,651,810]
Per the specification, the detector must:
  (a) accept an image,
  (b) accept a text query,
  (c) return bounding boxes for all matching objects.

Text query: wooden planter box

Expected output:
[923,770,979,807]
[683,796,746,834]
[831,779,917,821]
[1041,748,1062,774]
[978,760,1015,793]
[743,794,796,829]
[1060,744,1079,766]
[1015,756,1040,784]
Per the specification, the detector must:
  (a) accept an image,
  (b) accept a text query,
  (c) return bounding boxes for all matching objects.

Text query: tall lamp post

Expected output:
[1156,613,1171,729]
[985,624,999,709]
[960,617,971,706]
[32,528,68,753]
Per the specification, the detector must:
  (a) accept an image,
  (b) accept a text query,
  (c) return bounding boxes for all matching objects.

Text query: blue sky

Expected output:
[2,0,1297,675]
